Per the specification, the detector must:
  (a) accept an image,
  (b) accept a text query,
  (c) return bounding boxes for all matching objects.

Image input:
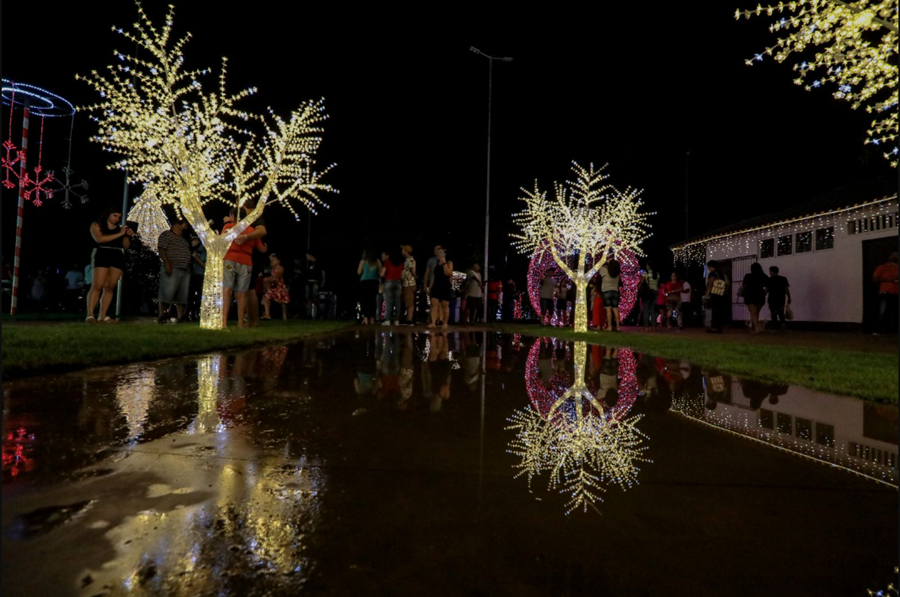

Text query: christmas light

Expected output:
[512,162,653,332]
[77,4,336,329]
[507,339,648,514]
[673,195,898,265]
[737,0,899,166]
[126,192,170,253]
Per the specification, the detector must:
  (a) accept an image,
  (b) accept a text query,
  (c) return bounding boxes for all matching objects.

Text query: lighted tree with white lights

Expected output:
[77,4,335,329]
[512,162,651,333]
[737,0,899,166]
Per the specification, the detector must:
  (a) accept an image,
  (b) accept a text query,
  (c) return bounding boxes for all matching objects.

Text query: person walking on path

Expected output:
[303,251,325,319]
[86,207,134,323]
[539,273,556,326]
[873,252,899,334]
[262,253,290,320]
[704,260,728,333]
[640,261,661,331]
[465,263,483,324]
[157,218,192,324]
[358,249,381,325]
[221,209,264,328]
[740,262,768,333]
[429,248,453,329]
[765,266,791,331]
[380,249,404,326]
[401,245,417,325]
[599,259,622,331]
[664,272,684,329]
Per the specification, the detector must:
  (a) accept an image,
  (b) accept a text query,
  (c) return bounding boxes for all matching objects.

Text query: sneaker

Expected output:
[392,320,400,326]
[381,320,392,326]
[169,317,178,324]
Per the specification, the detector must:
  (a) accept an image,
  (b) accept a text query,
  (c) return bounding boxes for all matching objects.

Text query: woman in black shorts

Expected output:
[86,207,133,323]
[428,249,453,329]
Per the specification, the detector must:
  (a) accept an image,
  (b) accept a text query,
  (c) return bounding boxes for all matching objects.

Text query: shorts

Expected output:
[305,282,319,301]
[159,266,191,305]
[602,290,620,308]
[91,247,125,271]
[556,298,568,311]
[223,260,252,293]
[540,298,554,314]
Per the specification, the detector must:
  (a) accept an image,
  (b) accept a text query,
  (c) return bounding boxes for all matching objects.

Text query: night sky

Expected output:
[2,2,891,303]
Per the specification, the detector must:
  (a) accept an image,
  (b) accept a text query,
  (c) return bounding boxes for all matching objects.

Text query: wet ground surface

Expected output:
[2,331,897,596]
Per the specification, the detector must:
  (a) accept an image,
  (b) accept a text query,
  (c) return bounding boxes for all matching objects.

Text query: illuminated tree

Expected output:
[737,0,899,166]
[507,340,649,513]
[77,4,335,329]
[512,162,652,332]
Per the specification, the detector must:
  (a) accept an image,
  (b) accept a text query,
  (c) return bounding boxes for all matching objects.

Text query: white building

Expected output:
[672,183,898,326]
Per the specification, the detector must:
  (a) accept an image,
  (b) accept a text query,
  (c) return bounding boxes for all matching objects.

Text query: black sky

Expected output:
[2,2,891,299]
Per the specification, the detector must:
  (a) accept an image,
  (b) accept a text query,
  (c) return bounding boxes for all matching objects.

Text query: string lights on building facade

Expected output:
[737,0,899,166]
[512,162,653,332]
[77,4,336,329]
[507,339,649,514]
[672,196,898,265]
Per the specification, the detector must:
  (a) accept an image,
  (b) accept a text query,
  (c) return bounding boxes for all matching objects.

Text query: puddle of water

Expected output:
[1,331,896,597]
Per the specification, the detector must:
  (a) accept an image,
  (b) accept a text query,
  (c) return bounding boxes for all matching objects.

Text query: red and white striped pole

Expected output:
[11,105,29,315]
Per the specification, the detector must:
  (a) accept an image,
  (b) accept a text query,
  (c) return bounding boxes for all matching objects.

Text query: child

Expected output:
[262,253,290,320]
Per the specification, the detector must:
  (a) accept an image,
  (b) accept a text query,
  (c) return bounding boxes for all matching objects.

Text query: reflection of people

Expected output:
[600,347,620,407]
[428,333,451,411]
[872,252,899,334]
[703,369,732,409]
[86,207,134,323]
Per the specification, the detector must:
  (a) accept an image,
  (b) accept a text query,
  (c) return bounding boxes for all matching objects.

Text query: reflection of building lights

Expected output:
[508,340,650,513]
[671,395,898,488]
[512,162,652,332]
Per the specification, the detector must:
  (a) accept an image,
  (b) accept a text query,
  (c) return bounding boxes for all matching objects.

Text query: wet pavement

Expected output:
[2,331,897,596]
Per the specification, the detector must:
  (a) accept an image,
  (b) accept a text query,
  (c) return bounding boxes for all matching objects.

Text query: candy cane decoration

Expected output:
[11,106,29,315]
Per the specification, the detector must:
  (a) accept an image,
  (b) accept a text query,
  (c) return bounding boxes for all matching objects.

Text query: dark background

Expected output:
[2,2,892,311]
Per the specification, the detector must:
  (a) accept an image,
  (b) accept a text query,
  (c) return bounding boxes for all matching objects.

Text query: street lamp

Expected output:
[470,46,512,323]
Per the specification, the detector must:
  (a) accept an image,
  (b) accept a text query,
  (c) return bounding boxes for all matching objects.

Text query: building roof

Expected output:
[671,178,898,249]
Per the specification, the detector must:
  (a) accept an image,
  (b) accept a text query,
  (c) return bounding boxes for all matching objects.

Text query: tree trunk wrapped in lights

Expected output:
[77,4,336,329]
[512,162,652,332]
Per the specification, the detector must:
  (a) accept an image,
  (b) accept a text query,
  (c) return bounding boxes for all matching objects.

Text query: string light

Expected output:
[512,162,653,332]
[736,0,899,166]
[76,4,337,329]
[507,339,648,514]
[126,192,171,253]
[673,195,898,265]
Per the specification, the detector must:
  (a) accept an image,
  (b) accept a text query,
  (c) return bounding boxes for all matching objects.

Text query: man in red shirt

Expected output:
[221,209,264,328]
[873,252,899,334]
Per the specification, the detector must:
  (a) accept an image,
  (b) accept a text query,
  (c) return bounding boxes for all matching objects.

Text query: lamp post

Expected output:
[470,46,512,323]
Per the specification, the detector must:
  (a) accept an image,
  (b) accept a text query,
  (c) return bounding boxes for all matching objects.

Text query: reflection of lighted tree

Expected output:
[115,366,157,441]
[507,340,649,513]
[194,354,223,433]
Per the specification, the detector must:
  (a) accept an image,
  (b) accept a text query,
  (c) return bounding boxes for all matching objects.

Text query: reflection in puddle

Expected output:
[671,375,899,487]
[507,339,650,513]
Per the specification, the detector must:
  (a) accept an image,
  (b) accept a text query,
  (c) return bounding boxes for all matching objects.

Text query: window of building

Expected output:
[759,238,775,259]
[776,413,793,435]
[758,409,774,430]
[795,417,812,441]
[777,235,792,256]
[815,226,834,251]
[815,422,835,447]
[795,231,812,253]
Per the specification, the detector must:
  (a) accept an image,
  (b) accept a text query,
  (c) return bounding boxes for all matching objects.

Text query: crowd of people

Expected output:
[4,204,895,336]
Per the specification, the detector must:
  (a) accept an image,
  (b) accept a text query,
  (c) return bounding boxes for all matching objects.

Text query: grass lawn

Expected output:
[494,324,899,404]
[2,319,354,379]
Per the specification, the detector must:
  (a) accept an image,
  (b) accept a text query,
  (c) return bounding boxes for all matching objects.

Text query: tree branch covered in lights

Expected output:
[512,162,652,332]
[737,0,899,166]
[77,3,336,329]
